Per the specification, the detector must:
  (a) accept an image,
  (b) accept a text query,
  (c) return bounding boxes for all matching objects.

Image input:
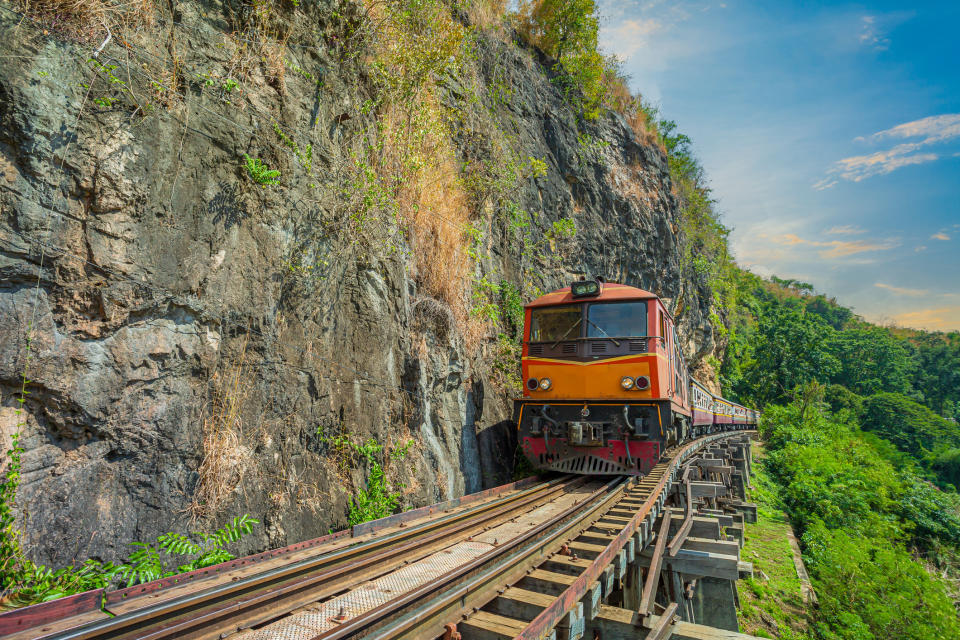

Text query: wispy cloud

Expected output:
[867,114,960,144]
[604,18,664,57]
[770,233,900,259]
[874,282,928,296]
[858,16,890,51]
[891,305,960,332]
[815,114,960,188]
[825,225,866,235]
[931,232,951,241]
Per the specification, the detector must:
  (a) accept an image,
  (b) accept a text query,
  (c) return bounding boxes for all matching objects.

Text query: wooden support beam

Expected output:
[682,537,740,556]
[601,564,615,598]
[638,549,740,581]
[668,480,695,557]
[585,604,768,640]
[689,482,728,499]
[639,511,672,614]
[639,602,679,640]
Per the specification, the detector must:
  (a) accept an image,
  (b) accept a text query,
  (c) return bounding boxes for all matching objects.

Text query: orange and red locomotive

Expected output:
[513,279,758,476]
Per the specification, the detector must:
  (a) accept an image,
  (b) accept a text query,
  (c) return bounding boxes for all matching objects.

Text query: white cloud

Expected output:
[858,15,890,50]
[603,18,664,58]
[816,113,960,187]
[932,232,951,241]
[825,225,866,235]
[874,282,928,296]
[870,114,960,144]
[891,305,960,332]
[768,233,900,259]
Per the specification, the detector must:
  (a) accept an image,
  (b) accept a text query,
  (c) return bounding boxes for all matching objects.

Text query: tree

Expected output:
[737,300,840,405]
[827,325,915,396]
[860,392,960,457]
[911,332,960,416]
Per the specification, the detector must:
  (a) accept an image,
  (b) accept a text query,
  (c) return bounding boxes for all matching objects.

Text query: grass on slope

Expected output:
[737,444,813,639]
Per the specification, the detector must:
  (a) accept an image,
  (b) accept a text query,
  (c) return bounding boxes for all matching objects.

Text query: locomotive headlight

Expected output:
[620,376,635,390]
[526,378,539,391]
[634,375,650,390]
[539,377,552,390]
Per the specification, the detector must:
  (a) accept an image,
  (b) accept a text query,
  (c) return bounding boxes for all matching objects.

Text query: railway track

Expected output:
[2,431,757,640]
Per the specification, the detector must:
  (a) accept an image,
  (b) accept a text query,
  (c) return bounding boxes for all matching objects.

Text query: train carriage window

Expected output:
[530,305,582,342]
[586,302,647,338]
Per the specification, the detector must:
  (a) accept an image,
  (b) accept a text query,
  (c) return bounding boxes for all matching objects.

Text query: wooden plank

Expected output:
[568,540,607,559]
[484,587,553,620]
[462,611,535,640]
[689,482,727,499]
[682,537,740,556]
[519,569,577,596]
[638,549,740,581]
[585,604,767,640]
[542,555,594,576]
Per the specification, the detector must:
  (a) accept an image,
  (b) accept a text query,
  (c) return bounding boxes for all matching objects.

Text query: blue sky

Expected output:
[597,0,960,331]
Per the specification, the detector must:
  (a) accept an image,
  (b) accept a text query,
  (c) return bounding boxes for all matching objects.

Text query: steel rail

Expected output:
[341,478,626,640]
[513,431,750,640]
[325,433,746,640]
[35,476,584,640]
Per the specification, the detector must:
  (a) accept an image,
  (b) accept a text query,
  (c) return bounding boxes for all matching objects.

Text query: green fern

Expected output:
[0,515,259,606]
[243,154,281,186]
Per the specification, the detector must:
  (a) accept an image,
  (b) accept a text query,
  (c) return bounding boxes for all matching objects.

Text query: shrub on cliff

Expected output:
[516,0,608,119]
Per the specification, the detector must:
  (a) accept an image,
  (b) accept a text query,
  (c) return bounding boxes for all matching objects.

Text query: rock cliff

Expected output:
[0,0,723,567]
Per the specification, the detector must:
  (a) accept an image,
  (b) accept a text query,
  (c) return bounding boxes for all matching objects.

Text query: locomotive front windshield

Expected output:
[587,302,647,338]
[530,301,648,342]
[530,305,582,342]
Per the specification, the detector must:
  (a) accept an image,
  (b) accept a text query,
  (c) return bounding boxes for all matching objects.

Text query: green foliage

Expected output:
[827,325,915,396]
[346,439,407,526]
[1,515,258,607]
[860,392,960,460]
[243,154,281,186]
[273,123,313,171]
[910,331,960,416]
[803,521,960,640]
[548,217,576,241]
[737,299,840,406]
[517,0,612,119]
[761,395,960,638]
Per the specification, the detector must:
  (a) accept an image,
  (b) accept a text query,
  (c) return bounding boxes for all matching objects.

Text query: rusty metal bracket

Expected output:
[442,622,461,640]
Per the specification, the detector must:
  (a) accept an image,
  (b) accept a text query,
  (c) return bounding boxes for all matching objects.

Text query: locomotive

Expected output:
[513,278,759,476]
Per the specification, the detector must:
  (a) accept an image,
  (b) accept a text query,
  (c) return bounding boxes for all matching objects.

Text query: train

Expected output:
[513,278,759,476]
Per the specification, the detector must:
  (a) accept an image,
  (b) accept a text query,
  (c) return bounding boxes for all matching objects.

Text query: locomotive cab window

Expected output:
[586,302,647,338]
[530,305,582,342]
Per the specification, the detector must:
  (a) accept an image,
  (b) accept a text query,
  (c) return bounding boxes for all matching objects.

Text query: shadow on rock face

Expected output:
[209,181,247,229]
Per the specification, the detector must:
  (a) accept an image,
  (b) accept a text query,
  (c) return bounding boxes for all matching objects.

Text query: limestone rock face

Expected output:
[0,3,723,567]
